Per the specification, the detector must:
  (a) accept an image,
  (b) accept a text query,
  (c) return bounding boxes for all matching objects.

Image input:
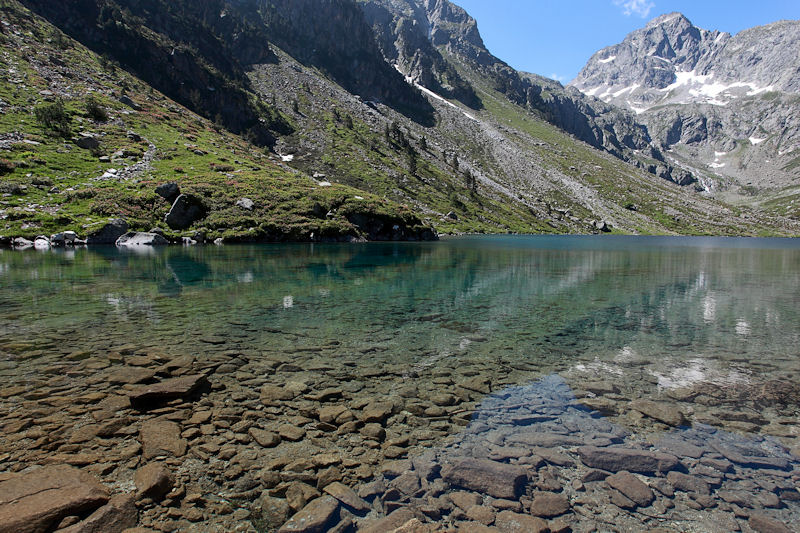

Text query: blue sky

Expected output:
[454,1,800,83]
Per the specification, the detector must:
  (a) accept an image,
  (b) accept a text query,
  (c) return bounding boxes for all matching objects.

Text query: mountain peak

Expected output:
[645,12,692,30]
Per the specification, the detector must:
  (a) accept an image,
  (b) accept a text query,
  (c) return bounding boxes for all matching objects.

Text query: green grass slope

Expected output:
[0,1,433,243]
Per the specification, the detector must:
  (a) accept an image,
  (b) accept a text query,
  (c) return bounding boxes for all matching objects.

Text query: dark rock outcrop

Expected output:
[86,218,128,245]
[164,194,206,230]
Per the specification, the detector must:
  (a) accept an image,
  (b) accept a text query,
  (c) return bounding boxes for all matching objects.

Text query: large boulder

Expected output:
[0,465,110,533]
[87,219,128,245]
[74,134,100,150]
[155,182,180,204]
[164,194,206,230]
[115,232,169,247]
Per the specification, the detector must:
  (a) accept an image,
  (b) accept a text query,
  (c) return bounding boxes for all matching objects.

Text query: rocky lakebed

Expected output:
[1,238,800,532]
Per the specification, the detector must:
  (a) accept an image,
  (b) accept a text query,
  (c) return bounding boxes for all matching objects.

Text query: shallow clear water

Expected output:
[3,235,800,530]
[2,235,799,391]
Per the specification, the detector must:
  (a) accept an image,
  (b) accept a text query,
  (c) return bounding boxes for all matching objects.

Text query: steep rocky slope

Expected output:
[358,0,696,186]
[0,0,433,242]
[571,13,800,215]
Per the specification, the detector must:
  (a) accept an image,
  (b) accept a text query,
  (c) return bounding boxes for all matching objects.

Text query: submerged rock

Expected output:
[577,446,679,474]
[0,465,110,533]
[441,458,528,499]
[128,374,209,407]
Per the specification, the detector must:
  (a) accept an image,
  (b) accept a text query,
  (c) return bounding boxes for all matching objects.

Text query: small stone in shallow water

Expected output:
[577,446,679,474]
[278,425,306,442]
[0,465,109,533]
[277,495,339,533]
[249,428,281,447]
[528,491,570,517]
[605,472,654,507]
[134,462,174,501]
[441,458,528,499]
[128,374,208,407]
[494,510,548,533]
[139,419,187,459]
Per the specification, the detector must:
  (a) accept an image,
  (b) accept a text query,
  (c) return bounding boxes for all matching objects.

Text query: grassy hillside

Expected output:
[0,1,432,242]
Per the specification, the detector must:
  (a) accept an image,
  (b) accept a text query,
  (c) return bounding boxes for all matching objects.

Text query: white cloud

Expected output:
[613,0,655,18]
[550,73,567,83]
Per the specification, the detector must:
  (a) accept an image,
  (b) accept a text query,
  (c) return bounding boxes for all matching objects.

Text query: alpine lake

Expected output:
[1,235,800,532]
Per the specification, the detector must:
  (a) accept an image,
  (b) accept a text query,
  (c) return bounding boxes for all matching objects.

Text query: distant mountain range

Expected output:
[2,0,798,244]
[571,13,800,210]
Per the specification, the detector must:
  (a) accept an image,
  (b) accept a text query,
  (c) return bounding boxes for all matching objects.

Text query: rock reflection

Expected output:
[357,375,799,532]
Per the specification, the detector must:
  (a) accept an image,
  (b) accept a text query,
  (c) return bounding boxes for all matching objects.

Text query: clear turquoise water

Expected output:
[2,235,799,395]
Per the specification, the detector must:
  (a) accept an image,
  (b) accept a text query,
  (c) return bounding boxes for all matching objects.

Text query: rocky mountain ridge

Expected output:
[3,0,800,243]
[571,13,800,207]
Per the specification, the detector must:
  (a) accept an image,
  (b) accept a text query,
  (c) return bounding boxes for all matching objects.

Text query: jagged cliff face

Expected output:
[359,0,693,186]
[571,13,800,198]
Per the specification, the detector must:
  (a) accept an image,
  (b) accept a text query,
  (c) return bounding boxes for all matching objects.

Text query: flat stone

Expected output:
[58,494,137,533]
[261,385,296,404]
[139,419,187,459]
[107,367,156,385]
[359,402,394,423]
[391,471,421,495]
[277,495,339,533]
[449,491,483,512]
[134,463,173,501]
[306,388,343,402]
[667,471,710,496]
[249,428,281,447]
[630,399,686,427]
[749,514,793,533]
[494,510,547,533]
[577,446,679,474]
[323,482,369,512]
[0,465,109,533]
[507,433,583,448]
[360,509,416,533]
[465,505,495,525]
[278,425,306,442]
[128,375,208,407]
[606,472,654,507]
[656,437,705,459]
[318,405,348,424]
[528,491,570,517]
[441,458,528,499]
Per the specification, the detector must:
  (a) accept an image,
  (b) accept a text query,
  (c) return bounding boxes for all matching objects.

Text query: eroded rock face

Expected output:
[0,465,110,533]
